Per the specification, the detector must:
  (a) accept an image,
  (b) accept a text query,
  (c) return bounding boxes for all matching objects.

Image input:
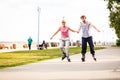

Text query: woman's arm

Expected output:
[50,28,60,40]
[68,27,78,32]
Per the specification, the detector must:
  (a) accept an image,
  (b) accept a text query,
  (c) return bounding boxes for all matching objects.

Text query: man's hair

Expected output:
[80,15,86,19]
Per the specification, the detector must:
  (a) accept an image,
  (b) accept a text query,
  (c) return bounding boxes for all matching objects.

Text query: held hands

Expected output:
[76,30,80,33]
[77,31,79,33]
[50,29,79,40]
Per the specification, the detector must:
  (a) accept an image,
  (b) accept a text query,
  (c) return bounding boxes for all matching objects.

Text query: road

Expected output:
[0,46,120,80]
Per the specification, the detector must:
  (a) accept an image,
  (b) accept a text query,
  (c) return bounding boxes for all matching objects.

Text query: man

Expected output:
[77,15,100,62]
[28,36,33,50]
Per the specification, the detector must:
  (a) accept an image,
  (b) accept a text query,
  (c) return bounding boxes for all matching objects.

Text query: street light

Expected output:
[37,7,41,49]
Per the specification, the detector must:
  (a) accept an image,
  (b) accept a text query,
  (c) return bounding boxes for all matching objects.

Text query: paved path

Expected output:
[0,46,120,80]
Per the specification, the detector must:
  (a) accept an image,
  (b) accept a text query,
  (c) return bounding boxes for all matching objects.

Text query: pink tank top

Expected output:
[59,26,69,38]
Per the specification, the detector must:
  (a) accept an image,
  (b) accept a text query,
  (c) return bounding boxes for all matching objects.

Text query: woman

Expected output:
[77,15,100,62]
[50,20,77,62]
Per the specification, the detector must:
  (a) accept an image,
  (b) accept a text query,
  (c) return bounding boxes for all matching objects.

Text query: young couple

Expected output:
[50,15,100,62]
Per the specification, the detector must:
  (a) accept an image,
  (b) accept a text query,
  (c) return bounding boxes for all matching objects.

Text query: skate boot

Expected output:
[81,58,85,62]
[67,57,71,62]
[62,52,66,60]
[92,54,97,61]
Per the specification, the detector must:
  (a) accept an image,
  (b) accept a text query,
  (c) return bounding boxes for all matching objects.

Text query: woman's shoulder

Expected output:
[65,26,69,28]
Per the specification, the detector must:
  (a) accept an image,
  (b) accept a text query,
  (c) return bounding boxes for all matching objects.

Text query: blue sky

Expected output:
[0,0,117,43]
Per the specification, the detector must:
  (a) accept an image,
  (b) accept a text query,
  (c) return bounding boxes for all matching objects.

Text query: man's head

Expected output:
[80,15,86,22]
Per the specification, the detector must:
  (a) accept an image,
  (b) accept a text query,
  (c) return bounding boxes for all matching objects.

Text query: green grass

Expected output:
[0,47,105,69]
[111,45,120,47]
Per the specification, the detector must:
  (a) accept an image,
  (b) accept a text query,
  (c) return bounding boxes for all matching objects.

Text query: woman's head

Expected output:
[61,20,66,26]
[80,15,86,22]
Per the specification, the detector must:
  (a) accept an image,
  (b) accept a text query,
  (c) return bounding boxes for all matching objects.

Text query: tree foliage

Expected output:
[107,0,120,46]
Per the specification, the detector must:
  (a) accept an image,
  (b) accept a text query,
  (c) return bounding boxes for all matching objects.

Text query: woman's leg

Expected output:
[59,39,66,60]
[65,39,70,62]
[65,40,70,57]
[59,39,64,52]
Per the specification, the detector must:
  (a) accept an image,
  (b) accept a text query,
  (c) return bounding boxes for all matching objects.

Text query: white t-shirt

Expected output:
[80,21,92,38]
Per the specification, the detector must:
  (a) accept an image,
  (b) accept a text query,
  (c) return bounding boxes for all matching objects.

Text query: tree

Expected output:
[106,0,120,46]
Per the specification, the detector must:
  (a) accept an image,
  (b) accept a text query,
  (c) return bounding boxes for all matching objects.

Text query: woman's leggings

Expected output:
[59,37,70,58]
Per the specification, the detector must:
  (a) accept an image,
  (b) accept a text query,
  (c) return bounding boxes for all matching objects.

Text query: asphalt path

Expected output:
[0,46,120,80]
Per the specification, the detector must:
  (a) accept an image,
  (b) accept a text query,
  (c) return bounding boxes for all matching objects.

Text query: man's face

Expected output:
[81,17,86,22]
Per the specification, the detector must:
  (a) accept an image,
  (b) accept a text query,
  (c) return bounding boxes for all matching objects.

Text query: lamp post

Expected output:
[37,7,41,49]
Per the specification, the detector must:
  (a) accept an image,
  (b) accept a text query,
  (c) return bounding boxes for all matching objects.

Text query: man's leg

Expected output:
[81,37,87,62]
[28,44,31,50]
[88,37,96,61]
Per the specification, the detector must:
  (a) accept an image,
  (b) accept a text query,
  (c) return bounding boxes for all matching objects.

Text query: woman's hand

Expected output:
[50,37,53,40]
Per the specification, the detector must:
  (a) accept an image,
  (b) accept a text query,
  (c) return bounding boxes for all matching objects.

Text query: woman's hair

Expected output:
[80,15,86,19]
[61,20,66,23]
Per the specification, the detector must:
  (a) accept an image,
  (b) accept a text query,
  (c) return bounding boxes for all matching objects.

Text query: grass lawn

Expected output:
[0,47,105,69]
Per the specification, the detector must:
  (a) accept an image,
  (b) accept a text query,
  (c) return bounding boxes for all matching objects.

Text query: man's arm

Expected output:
[90,22,100,32]
[77,25,81,33]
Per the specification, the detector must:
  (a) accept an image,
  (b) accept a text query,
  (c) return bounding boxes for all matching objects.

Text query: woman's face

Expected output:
[62,22,66,26]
